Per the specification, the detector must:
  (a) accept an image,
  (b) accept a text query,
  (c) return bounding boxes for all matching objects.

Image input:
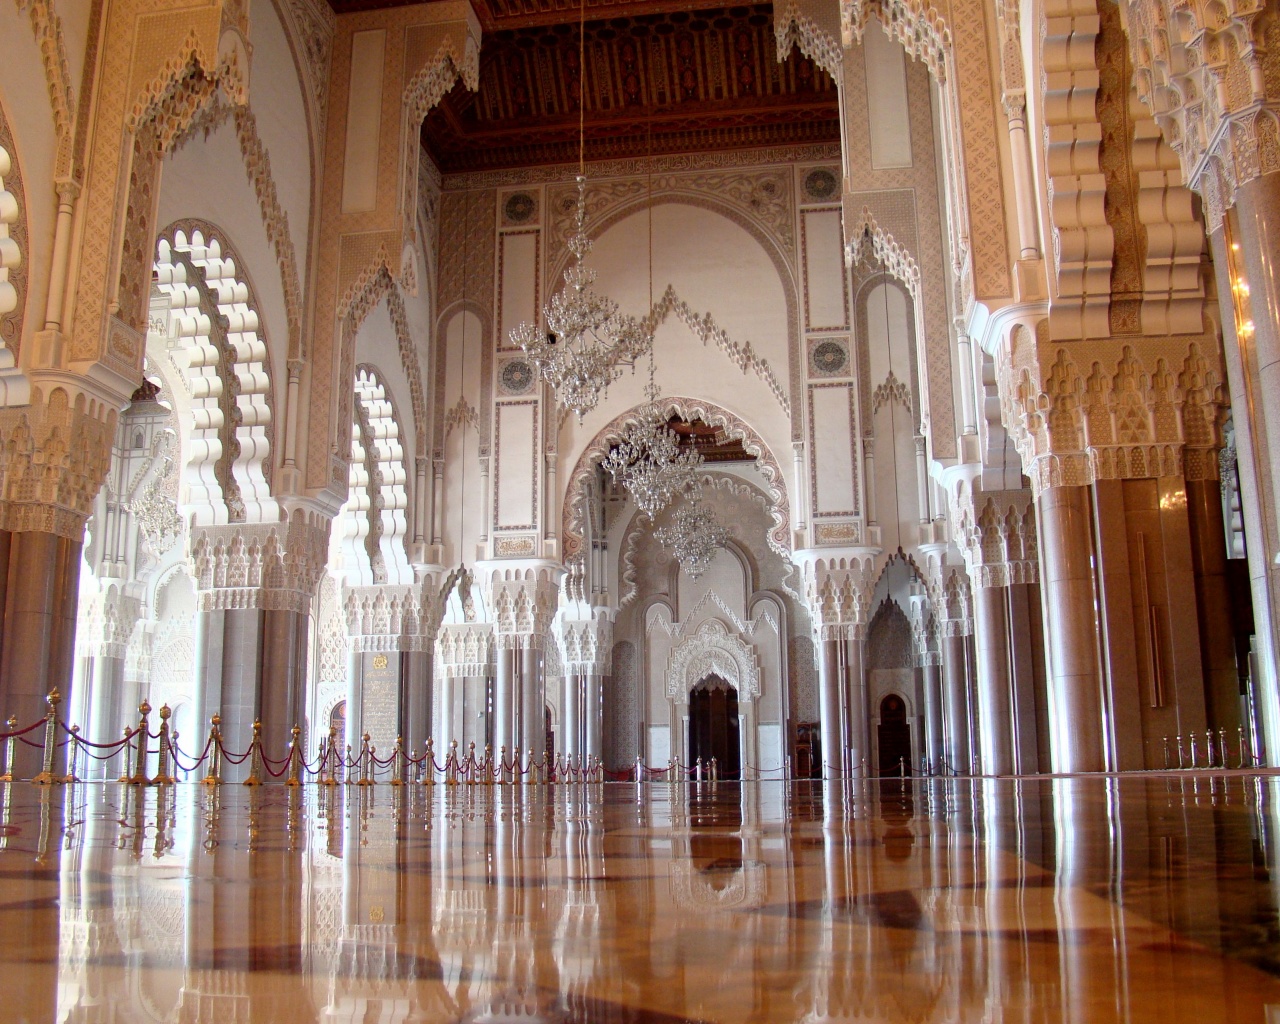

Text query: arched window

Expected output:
[152,227,274,525]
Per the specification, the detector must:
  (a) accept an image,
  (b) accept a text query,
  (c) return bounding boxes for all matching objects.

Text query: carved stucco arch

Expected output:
[667,618,761,704]
[0,106,29,372]
[547,192,803,436]
[153,221,276,526]
[432,297,493,455]
[562,397,791,584]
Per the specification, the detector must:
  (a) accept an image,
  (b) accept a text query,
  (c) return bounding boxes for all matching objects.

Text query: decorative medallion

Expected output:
[503,191,538,225]
[499,358,536,395]
[372,653,389,670]
[810,339,849,377]
[802,167,839,202]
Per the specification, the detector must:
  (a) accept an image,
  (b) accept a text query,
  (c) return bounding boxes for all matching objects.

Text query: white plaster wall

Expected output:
[556,203,793,521]
[250,0,313,277]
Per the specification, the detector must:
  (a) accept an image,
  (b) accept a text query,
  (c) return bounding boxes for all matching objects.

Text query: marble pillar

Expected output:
[259,608,307,748]
[1186,477,1243,736]
[1038,484,1106,772]
[843,631,869,774]
[584,671,602,762]
[921,659,943,772]
[402,649,433,756]
[973,583,1014,775]
[1210,216,1280,763]
[818,634,844,778]
[942,631,972,772]
[221,609,263,774]
[519,644,545,767]
[494,645,515,763]
[0,531,82,778]
[87,653,125,778]
[192,607,225,742]
[562,671,580,761]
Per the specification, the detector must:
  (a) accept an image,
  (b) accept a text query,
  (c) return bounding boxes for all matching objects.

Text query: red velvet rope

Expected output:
[0,717,50,741]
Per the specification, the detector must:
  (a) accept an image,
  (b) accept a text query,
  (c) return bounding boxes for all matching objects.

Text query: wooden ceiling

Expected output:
[327,0,840,172]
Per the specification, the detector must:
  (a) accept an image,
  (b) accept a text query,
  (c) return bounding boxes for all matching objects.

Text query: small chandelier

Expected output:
[656,496,728,580]
[510,176,652,420]
[601,375,703,520]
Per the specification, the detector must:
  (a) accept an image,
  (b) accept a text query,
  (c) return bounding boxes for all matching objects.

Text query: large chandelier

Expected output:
[656,496,729,580]
[507,0,652,422]
[509,175,652,420]
[601,385,703,519]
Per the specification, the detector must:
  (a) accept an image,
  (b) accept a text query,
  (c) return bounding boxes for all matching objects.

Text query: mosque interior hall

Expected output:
[3,0,1280,1018]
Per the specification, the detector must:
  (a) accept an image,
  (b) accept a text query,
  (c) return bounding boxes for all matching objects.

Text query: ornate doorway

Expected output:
[689,676,741,779]
[878,693,911,775]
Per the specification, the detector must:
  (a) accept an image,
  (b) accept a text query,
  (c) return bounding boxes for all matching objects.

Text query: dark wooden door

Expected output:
[877,693,911,776]
[688,678,741,779]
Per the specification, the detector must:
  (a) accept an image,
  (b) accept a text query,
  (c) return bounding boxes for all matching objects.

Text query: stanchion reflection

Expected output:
[0,778,1270,1022]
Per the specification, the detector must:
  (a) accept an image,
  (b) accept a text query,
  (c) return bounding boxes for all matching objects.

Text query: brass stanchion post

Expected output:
[358,734,372,785]
[322,726,338,786]
[0,714,17,782]
[66,725,80,783]
[244,721,264,786]
[129,701,152,785]
[286,725,303,787]
[33,689,66,785]
[423,737,435,785]
[202,715,223,785]
[153,705,175,785]
[391,736,406,787]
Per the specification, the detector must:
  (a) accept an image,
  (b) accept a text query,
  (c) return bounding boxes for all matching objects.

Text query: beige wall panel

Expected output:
[340,30,386,214]
[864,24,913,170]
[495,400,538,530]
[802,208,849,331]
[809,383,857,516]
[499,230,539,350]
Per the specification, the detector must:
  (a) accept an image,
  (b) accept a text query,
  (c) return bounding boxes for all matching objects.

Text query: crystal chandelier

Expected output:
[507,0,652,421]
[600,382,703,520]
[509,175,652,420]
[656,496,729,580]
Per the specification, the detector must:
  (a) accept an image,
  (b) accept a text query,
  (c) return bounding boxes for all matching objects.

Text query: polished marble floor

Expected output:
[3,777,1280,1022]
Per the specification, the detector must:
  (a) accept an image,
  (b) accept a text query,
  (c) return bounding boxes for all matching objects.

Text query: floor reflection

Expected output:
[1,777,1280,1022]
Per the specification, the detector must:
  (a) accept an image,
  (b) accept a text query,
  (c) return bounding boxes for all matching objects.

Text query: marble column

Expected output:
[259,608,307,749]
[519,643,545,767]
[192,607,225,742]
[584,671,602,762]
[494,644,516,763]
[1038,485,1106,772]
[942,631,972,772]
[402,648,433,756]
[817,633,844,778]
[921,657,943,772]
[0,531,82,778]
[1210,209,1280,763]
[842,630,869,774]
[1186,477,1243,736]
[87,652,125,778]
[973,583,1014,776]
[562,671,580,761]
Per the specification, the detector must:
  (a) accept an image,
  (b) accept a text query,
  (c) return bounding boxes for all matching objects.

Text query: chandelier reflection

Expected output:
[656,494,728,579]
[510,175,653,420]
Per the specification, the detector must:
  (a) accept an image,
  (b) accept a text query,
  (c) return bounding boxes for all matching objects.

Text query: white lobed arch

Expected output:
[152,226,274,525]
[333,365,413,587]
